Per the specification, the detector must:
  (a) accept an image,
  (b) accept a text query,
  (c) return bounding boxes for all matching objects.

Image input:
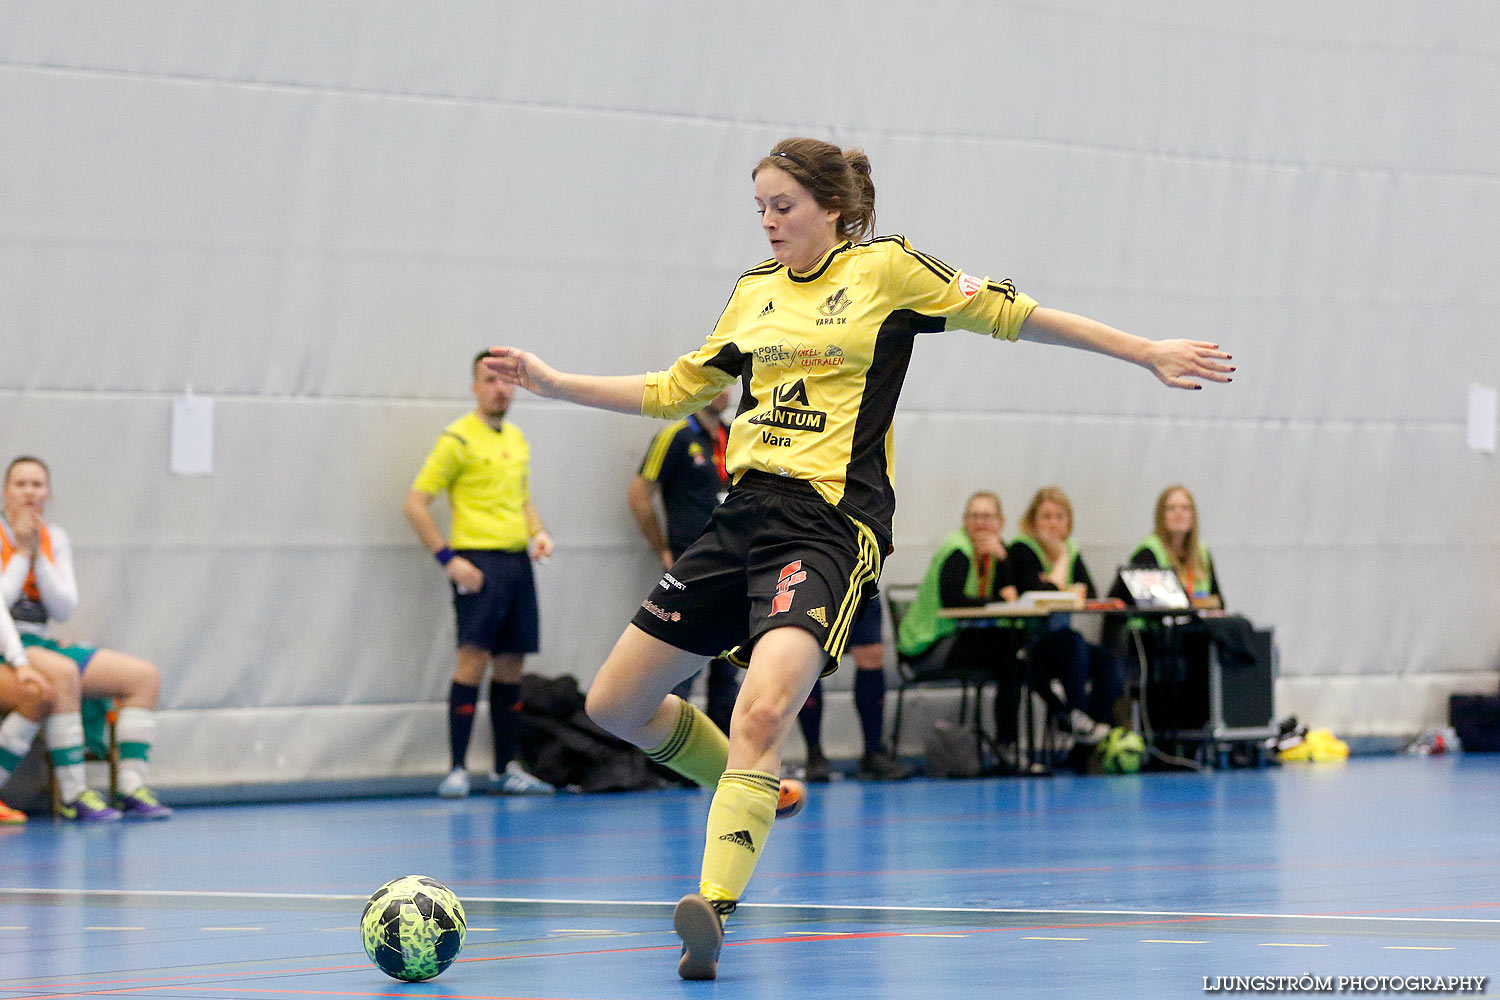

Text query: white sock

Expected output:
[116,706,157,795]
[46,711,87,803]
[0,713,42,786]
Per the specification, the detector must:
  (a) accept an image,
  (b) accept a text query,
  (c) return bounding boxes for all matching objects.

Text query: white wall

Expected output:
[1,1,1496,786]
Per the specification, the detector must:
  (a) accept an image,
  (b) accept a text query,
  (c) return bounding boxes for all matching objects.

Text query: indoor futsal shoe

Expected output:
[775,778,806,820]
[115,786,173,820]
[673,893,733,981]
[58,788,122,822]
[437,767,471,798]
[490,761,556,796]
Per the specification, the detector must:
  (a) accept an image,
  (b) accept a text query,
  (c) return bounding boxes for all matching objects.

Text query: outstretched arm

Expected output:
[485,347,648,414]
[1019,307,1233,390]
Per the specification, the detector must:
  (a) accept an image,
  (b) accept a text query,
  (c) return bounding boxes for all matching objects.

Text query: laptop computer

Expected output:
[1117,566,1190,610]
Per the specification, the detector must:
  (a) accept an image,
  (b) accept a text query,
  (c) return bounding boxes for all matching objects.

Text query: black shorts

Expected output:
[453,549,540,655]
[630,472,883,673]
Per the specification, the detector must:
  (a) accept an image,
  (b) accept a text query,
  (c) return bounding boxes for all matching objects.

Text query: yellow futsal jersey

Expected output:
[410,412,531,551]
[641,236,1038,543]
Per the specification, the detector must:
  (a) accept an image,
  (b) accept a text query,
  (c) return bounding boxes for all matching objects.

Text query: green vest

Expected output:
[1011,533,1080,587]
[898,529,983,656]
[1134,533,1214,598]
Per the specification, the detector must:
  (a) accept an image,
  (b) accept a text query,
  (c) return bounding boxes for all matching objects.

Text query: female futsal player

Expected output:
[487,137,1233,980]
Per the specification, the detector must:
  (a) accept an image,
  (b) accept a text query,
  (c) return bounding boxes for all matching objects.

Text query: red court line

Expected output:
[3,914,1267,1000]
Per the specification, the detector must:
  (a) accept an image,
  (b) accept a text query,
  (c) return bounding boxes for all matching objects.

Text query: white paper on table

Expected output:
[1468,384,1497,454]
[170,393,215,475]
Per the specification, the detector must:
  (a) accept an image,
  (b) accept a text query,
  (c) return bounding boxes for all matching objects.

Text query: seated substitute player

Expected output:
[1,455,172,820]
[794,592,911,782]
[486,136,1231,981]
[0,599,64,824]
[403,351,556,798]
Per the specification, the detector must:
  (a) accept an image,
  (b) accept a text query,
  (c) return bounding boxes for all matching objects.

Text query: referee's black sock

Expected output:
[490,680,523,770]
[448,681,480,770]
[854,668,887,757]
[797,679,824,755]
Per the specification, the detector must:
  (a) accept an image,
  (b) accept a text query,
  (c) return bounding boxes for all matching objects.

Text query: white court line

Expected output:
[1260,942,1330,948]
[3,887,1498,927]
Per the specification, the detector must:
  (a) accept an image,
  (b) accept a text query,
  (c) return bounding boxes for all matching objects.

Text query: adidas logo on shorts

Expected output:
[718,829,756,852]
[806,607,828,626]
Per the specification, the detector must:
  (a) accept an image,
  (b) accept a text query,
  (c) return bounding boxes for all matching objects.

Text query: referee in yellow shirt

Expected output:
[403,351,556,798]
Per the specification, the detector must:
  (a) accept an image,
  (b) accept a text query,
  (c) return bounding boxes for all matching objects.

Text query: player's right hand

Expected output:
[446,556,484,594]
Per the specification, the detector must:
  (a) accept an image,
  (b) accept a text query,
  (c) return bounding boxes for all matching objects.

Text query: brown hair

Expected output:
[1018,486,1073,539]
[753,137,876,243]
[4,455,48,487]
[1153,484,1203,578]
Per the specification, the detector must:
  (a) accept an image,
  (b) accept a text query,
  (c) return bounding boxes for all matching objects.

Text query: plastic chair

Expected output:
[885,587,995,755]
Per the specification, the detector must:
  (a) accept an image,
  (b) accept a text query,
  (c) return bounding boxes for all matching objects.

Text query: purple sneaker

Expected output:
[59,788,122,822]
[116,787,173,820]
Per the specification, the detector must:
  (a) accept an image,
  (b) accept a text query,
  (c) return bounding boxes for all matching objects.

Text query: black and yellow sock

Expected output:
[699,769,779,904]
[644,695,729,788]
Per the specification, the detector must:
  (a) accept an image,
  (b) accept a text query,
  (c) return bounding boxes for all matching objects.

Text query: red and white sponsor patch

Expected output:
[956,272,984,298]
[769,560,807,616]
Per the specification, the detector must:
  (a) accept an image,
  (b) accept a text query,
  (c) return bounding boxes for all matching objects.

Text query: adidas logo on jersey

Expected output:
[806,607,828,626]
[759,300,775,317]
[719,829,756,852]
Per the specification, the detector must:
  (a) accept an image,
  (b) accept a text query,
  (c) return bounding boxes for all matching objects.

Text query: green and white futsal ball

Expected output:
[360,875,467,981]
[1096,727,1146,774]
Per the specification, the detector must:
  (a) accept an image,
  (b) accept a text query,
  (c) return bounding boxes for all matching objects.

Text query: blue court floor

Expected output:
[2,755,1498,999]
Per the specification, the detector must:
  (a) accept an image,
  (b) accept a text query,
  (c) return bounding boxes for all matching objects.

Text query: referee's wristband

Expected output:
[434,546,456,566]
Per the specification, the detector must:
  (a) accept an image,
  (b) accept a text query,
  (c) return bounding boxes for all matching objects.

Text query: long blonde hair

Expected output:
[1153,484,1203,578]
[1018,486,1073,539]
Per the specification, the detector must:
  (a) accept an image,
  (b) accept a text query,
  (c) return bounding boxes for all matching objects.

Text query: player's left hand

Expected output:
[1146,340,1235,390]
[529,529,554,562]
[486,347,563,398]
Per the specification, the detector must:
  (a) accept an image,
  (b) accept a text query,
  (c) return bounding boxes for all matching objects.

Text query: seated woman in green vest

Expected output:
[1006,486,1122,741]
[1113,484,1223,609]
[896,491,1024,753]
[1105,484,1226,723]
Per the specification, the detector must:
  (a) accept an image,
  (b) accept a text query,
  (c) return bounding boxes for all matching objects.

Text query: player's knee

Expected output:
[133,661,161,705]
[732,697,790,753]
[583,683,630,738]
[13,682,55,720]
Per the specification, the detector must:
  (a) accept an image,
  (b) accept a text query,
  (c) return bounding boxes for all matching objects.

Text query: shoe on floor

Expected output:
[437,767,470,799]
[58,788,122,822]
[674,893,732,981]
[1063,709,1110,743]
[775,778,805,820]
[803,748,832,783]
[116,786,172,820]
[0,798,25,825]
[491,761,555,795]
[856,748,913,782]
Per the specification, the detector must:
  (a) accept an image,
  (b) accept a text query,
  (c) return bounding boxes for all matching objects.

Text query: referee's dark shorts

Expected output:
[452,549,540,655]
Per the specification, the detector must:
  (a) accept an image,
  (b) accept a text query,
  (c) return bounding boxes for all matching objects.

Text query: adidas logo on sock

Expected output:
[718,829,756,852]
[758,300,775,317]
